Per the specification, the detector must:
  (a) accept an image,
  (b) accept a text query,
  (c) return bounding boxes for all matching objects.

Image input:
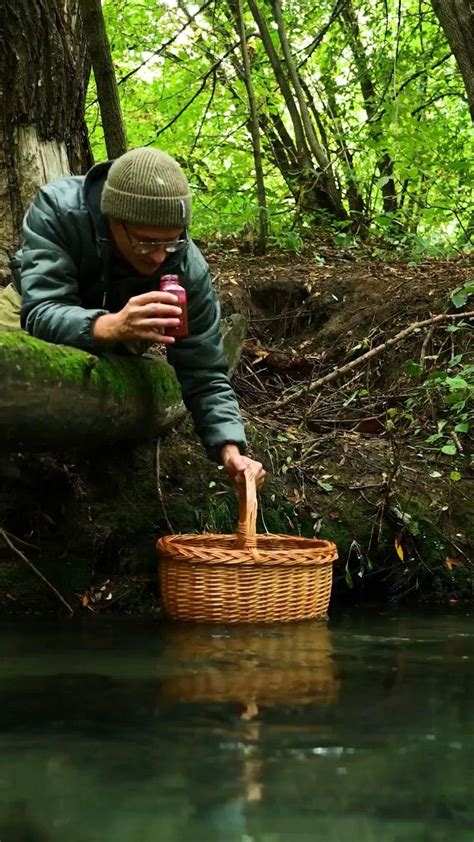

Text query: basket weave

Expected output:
[158,622,340,707]
[157,467,338,624]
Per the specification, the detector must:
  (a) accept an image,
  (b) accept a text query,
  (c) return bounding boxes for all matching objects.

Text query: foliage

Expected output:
[86,0,473,251]
[402,280,473,475]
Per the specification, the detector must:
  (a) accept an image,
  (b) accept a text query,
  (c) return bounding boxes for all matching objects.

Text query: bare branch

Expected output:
[263,310,474,413]
[1,528,74,614]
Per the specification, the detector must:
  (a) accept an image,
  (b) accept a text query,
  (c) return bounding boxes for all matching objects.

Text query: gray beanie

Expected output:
[101,147,192,228]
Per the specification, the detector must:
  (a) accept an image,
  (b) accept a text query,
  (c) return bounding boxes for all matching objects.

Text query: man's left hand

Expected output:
[221,444,265,488]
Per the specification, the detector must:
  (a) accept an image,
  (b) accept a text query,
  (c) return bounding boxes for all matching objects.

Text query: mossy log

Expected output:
[0,314,246,449]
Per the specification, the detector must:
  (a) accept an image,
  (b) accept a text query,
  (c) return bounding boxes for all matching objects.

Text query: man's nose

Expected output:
[148,246,166,264]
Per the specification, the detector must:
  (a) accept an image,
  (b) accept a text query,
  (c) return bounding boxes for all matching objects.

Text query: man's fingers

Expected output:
[133,302,182,318]
[139,331,176,344]
[136,318,181,329]
[129,291,179,306]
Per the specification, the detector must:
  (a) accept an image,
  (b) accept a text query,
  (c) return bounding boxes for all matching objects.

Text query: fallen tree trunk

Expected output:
[0,314,246,449]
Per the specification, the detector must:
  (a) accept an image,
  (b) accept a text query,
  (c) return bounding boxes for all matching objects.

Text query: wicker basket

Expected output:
[157,467,338,624]
[158,621,340,708]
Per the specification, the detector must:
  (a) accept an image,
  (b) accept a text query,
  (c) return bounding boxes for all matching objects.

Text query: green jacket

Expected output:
[10,162,246,461]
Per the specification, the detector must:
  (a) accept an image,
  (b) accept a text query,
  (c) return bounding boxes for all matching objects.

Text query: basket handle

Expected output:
[234,466,258,549]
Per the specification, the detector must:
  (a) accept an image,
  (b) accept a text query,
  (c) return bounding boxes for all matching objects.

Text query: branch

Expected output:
[189,69,217,155]
[86,0,216,107]
[396,52,452,96]
[0,528,74,615]
[145,39,245,141]
[263,310,474,413]
[297,0,347,69]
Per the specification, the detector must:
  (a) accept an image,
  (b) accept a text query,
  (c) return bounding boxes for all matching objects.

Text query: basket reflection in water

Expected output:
[157,468,338,624]
[158,621,340,709]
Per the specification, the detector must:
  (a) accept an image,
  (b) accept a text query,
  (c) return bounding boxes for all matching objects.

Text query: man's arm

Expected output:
[20,187,107,351]
[166,265,247,462]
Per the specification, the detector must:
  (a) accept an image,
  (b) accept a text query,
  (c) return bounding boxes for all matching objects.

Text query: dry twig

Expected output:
[155,437,174,533]
[263,309,474,414]
[0,528,74,614]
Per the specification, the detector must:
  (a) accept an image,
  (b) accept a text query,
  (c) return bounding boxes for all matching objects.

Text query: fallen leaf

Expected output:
[444,557,464,571]
[395,536,404,561]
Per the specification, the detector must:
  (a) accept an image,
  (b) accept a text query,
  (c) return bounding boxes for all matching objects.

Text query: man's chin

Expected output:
[136,261,163,276]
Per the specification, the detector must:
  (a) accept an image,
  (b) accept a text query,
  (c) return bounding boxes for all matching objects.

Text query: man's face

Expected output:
[109,218,185,276]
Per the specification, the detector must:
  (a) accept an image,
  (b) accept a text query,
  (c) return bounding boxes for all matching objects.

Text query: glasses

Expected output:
[122,223,186,255]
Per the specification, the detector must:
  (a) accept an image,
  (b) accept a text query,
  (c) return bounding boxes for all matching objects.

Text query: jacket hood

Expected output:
[83,160,113,243]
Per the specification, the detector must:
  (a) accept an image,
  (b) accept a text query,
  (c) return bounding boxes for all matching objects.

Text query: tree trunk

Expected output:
[78,0,128,157]
[232,0,267,253]
[0,315,246,449]
[341,1,398,214]
[0,0,91,282]
[270,0,347,221]
[432,0,474,121]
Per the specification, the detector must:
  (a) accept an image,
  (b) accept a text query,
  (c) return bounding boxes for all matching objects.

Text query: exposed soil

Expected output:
[212,247,473,362]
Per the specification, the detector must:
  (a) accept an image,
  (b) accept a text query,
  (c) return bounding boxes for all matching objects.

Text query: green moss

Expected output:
[0,330,183,410]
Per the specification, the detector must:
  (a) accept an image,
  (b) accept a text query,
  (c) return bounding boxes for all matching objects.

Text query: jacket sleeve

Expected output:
[20,187,107,351]
[166,267,247,462]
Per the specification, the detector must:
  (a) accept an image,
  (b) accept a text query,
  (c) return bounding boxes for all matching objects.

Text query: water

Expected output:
[0,610,473,842]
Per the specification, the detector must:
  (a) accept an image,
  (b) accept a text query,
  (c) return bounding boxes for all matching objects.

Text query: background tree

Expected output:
[0,0,91,280]
[232,0,268,253]
[89,0,472,251]
[79,0,128,157]
[432,0,474,120]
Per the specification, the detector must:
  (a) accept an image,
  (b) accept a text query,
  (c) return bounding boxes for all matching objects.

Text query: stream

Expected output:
[0,609,472,841]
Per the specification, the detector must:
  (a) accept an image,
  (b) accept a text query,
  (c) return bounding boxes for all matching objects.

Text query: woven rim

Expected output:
[157,532,338,566]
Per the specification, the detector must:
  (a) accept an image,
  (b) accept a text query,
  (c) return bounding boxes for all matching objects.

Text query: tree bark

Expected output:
[341,2,398,215]
[232,0,268,253]
[0,315,246,449]
[432,0,474,121]
[0,0,91,281]
[78,0,128,156]
[270,0,347,221]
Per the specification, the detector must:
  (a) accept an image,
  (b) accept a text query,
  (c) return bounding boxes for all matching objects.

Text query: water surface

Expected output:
[0,610,472,841]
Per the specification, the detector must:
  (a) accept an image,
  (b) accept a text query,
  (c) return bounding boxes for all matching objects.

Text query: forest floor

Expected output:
[205,243,474,603]
[0,243,473,614]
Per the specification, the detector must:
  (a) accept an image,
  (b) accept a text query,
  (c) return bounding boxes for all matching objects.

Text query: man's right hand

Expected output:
[92,291,182,345]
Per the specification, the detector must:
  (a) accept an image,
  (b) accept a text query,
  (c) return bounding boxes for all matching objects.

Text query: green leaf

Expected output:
[445,376,469,390]
[451,290,468,308]
[450,471,461,482]
[426,433,443,443]
[454,422,469,433]
[441,443,456,455]
[317,481,334,492]
[450,281,474,308]
[405,359,423,376]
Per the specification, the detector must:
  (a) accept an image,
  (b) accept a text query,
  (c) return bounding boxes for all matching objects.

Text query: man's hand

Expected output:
[221,444,265,488]
[93,291,182,345]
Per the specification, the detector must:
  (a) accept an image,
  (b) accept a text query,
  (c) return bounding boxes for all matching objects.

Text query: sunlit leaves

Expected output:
[86,0,473,242]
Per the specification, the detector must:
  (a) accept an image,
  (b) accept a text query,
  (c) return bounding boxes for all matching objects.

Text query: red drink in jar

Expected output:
[160,274,188,338]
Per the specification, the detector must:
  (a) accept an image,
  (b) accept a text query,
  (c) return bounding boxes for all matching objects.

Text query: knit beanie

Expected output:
[100,147,192,228]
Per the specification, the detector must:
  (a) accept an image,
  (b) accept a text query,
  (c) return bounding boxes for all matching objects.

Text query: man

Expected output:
[0,146,264,486]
